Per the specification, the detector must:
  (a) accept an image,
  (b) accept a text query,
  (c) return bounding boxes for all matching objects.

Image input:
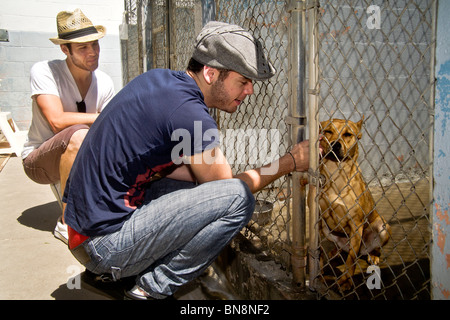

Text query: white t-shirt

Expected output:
[22,59,115,159]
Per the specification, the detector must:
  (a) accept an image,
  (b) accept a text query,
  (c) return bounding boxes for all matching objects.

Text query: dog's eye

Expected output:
[343,132,353,137]
[323,130,333,135]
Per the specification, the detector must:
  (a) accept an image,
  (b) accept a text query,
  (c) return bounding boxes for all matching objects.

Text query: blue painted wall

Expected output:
[432,0,450,300]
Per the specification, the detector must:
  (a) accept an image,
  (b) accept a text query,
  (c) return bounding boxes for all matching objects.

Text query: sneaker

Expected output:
[54,216,68,245]
[124,285,155,300]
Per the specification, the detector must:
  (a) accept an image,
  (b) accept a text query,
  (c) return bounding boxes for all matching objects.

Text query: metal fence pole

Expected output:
[287,0,307,289]
[137,0,144,74]
[166,0,173,69]
[306,0,320,292]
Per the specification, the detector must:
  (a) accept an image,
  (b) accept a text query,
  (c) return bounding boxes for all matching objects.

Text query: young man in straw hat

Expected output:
[63,21,311,299]
[22,9,115,244]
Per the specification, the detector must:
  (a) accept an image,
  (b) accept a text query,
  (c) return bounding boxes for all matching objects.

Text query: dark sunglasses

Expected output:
[76,100,86,113]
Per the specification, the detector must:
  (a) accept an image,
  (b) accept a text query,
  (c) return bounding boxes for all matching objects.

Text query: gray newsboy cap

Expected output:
[192,21,275,81]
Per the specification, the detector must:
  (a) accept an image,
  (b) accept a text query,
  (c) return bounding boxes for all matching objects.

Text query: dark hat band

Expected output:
[59,26,98,40]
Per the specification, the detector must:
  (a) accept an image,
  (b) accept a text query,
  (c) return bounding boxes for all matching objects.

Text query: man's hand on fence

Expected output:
[289,140,310,172]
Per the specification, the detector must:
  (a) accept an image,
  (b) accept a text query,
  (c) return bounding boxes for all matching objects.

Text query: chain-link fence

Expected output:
[122,0,436,300]
[309,0,436,300]
[123,0,203,77]
[214,0,295,272]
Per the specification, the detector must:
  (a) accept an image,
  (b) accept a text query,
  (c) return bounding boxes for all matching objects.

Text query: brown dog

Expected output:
[317,118,391,291]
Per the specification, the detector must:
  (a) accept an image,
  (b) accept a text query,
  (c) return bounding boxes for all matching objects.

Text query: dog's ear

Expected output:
[356,118,363,139]
[319,121,326,132]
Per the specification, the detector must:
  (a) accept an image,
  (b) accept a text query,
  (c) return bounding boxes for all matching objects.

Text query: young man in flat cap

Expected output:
[22,9,115,243]
[63,21,310,299]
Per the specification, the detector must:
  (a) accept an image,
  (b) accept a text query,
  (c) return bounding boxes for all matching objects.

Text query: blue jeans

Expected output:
[81,178,255,298]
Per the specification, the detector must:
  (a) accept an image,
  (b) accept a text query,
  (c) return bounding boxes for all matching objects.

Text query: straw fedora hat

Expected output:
[50,9,106,45]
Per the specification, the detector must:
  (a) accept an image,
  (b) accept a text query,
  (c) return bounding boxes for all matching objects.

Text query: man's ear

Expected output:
[202,66,216,85]
[60,44,70,56]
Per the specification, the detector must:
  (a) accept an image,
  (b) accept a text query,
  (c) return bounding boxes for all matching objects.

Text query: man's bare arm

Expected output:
[36,94,98,133]
[172,141,309,194]
[234,140,309,193]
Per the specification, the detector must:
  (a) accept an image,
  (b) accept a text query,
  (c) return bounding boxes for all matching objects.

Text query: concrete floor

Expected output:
[0,156,210,300]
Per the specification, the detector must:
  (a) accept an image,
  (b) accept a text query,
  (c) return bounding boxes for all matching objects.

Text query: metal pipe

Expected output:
[166,0,174,69]
[137,0,144,74]
[307,1,320,292]
[288,0,307,289]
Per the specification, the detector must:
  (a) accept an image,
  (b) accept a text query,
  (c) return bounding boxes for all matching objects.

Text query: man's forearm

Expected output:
[234,152,295,194]
[234,140,310,194]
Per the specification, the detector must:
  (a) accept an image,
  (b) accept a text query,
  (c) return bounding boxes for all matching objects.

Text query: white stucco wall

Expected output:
[0,0,124,129]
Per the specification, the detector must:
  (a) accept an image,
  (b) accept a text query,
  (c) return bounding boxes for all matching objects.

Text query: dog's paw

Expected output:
[337,275,353,292]
[338,280,352,292]
[367,254,380,265]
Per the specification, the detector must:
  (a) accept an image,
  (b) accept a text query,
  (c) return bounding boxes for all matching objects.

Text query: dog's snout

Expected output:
[324,140,344,162]
[332,141,342,154]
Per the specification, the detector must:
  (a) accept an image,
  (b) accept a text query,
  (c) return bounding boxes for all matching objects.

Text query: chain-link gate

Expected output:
[122,0,436,300]
[308,0,436,299]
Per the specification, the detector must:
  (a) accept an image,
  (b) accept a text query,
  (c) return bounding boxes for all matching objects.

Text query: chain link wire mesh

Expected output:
[310,0,436,299]
[124,0,201,73]
[214,0,294,270]
[122,0,436,300]
[123,0,144,82]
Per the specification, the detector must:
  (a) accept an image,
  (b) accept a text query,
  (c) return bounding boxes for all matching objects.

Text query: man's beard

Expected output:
[210,79,234,113]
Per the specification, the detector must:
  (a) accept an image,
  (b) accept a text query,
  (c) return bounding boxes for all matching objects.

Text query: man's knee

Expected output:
[66,128,89,154]
[225,179,255,223]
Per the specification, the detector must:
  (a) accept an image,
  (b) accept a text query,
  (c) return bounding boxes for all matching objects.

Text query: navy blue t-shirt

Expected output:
[63,69,219,236]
